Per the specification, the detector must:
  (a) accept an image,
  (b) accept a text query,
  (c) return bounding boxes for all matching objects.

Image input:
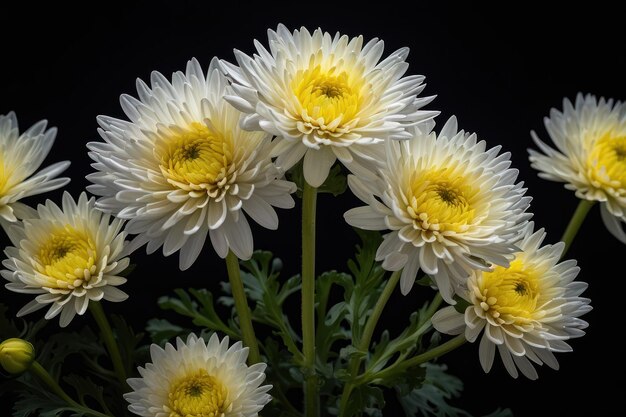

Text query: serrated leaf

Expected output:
[396,363,511,417]
[344,384,385,417]
[157,288,236,339]
[146,319,188,344]
[232,251,303,362]
[63,374,109,413]
[12,393,85,417]
[110,315,145,377]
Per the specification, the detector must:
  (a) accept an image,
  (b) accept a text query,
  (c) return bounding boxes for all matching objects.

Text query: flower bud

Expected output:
[0,338,35,374]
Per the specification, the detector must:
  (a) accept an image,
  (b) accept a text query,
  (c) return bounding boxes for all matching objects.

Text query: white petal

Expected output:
[431,307,465,335]
[479,332,496,373]
[344,206,387,230]
[303,147,336,188]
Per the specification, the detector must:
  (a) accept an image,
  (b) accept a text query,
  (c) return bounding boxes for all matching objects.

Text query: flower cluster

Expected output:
[1,24,612,417]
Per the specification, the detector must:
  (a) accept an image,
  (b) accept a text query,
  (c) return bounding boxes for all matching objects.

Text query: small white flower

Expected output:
[125,333,272,417]
[432,223,591,379]
[0,112,70,228]
[1,192,130,327]
[222,24,437,187]
[344,117,531,303]
[87,58,296,269]
[529,93,626,243]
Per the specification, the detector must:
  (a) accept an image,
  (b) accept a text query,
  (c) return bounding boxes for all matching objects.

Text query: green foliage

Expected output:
[0,303,138,417]
[397,363,513,417]
[156,288,238,339]
[11,388,86,417]
[146,318,188,344]
[343,384,385,417]
[2,225,514,417]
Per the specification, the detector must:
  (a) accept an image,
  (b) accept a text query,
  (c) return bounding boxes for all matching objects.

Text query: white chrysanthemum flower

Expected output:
[529,93,626,243]
[0,112,70,228]
[87,58,296,269]
[221,24,438,187]
[432,223,591,379]
[1,192,129,327]
[344,117,531,303]
[125,333,271,417]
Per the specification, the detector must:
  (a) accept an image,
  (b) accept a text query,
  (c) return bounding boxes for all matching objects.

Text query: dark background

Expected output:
[1,2,624,416]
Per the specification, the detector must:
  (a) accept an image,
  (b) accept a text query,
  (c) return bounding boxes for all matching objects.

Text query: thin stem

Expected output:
[560,199,595,256]
[29,361,111,417]
[338,270,401,417]
[360,270,401,350]
[225,250,261,364]
[88,302,127,388]
[392,292,443,363]
[369,334,466,383]
[301,181,318,417]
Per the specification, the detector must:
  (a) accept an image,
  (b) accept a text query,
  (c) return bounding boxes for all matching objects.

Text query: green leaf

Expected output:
[396,363,512,417]
[396,363,468,417]
[110,315,146,376]
[12,393,85,417]
[231,251,303,362]
[343,384,385,417]
[0,303,48,341]
[7,374,92,417]
[344,228,385,344]
[316,271,352,363]
[63,374,109,412]
[157,288,237,339]
[146,319,188,344]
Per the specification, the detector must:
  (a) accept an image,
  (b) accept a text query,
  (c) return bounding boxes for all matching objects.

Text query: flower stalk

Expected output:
[30,361,112,417]
[302,181,319,417]
[561,199,595,256]
[369,334,467,382]
[338,270,401,416]
[225,250,261,364]
[88,302,128,388]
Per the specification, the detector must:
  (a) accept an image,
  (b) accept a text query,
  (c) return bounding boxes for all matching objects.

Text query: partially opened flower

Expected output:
[1,192,129,327]
[344,117,531,303]
[529,93,626,243]
[87,58,296,269]
[222,24,437,187]
[125,333,271,417]
[0,112,70,228]
[432,224,591,379]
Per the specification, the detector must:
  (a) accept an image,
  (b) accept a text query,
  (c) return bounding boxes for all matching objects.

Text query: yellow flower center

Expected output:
[406,168,477,233]
[475,259,540,325]
[588,132,626,189]
[291,65,366,134]
[37,226,97,287]
[168,370,228,417]
[159,122,233,192]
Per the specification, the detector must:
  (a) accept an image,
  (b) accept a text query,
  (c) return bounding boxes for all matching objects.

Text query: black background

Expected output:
[1,2,624,416]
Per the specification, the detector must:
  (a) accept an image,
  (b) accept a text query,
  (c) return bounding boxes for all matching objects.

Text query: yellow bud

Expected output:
[0,338,35,374]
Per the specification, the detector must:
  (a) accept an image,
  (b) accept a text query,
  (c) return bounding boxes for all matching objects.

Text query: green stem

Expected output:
[88,302,127,388]
[302,181,318,417]
[338,270,401,417]
[392,292,443,363]
[368,334,466,383]
[359,270,401,351]
[560,199,595,256]
[225,250,261,364]
[29,361,111,417]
